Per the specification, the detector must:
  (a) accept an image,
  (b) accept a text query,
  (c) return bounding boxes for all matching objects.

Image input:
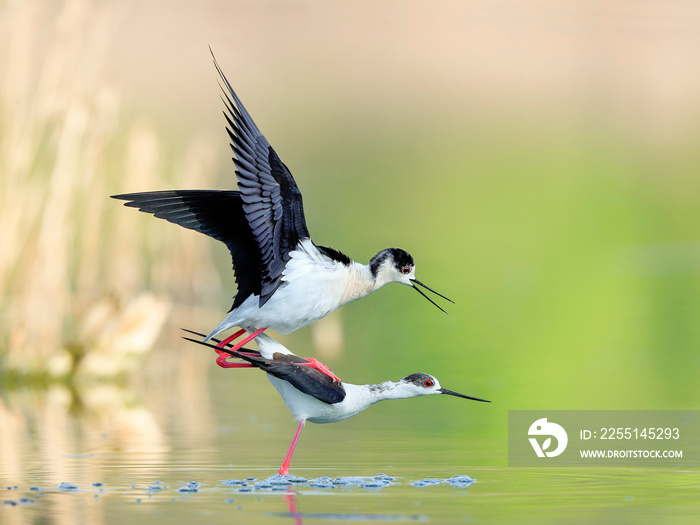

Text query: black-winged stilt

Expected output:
[183,329,489,475]
[113,55,452,380]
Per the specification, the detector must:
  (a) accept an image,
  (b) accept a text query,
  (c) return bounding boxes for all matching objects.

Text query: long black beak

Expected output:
[438,388,491,403]
[410,279,454,314]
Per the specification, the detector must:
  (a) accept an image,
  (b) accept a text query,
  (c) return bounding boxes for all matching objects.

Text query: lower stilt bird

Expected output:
[183,330,490,475]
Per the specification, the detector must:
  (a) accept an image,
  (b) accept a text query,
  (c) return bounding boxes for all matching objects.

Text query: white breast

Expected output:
[208,240,373,338]
[267,376,374,424]
[246,241,369,333]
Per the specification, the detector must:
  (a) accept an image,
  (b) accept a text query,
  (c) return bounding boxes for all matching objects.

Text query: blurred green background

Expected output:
[1,1,700,522]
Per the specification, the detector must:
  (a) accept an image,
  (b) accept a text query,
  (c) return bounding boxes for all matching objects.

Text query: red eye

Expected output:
[402,266,411,275]
[424,379,434,387]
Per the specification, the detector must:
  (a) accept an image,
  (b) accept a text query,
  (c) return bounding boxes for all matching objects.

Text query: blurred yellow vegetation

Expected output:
[0,0,221,379]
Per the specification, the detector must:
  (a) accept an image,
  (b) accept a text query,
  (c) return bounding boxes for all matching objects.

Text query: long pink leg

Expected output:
[214,329,246,367]
[215,327,268,368]
[279,421,305,475]
[215,328,247,349]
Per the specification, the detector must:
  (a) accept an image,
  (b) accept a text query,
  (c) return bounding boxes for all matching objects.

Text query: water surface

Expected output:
[2,361,699,524]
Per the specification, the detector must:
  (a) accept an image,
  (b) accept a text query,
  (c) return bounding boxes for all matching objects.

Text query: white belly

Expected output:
[267,377,372,424]
[234,281,340,334]
[206,241,373,339]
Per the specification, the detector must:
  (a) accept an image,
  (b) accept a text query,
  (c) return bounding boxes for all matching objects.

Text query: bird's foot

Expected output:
[214,327,267,368]
[299,358,341,383]
[214,355,254,368]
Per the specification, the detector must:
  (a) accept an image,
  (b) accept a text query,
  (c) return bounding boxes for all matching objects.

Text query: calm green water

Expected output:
[2,354,699,524]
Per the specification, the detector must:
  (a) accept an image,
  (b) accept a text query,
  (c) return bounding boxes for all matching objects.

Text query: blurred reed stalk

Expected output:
[0,0,221,379]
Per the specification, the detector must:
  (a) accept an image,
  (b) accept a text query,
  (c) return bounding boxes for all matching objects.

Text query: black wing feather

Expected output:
[212,54,311,306]
[113,56,317,310]
[263,361,346,405]
[183,333,345,405]
[112,190,260,310]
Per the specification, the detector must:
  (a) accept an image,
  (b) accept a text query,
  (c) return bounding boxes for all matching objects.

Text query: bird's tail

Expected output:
[181,328,265,367]
[202,320,232,342]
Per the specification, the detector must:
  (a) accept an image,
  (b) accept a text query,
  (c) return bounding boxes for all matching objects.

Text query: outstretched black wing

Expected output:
[113,56,313,309]
[112,190,260,310]
[213,54,310,306]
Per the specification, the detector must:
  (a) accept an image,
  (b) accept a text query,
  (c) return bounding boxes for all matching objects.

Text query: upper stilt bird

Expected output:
[183,329,490,475]
[112,55,452,379]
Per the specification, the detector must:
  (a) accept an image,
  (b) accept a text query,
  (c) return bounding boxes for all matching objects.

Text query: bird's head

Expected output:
[400,373,491,402]
[369,248,453,313]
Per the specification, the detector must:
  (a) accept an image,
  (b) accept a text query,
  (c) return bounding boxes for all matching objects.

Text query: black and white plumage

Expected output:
[112,55,452,345]
[184,330,490,475]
